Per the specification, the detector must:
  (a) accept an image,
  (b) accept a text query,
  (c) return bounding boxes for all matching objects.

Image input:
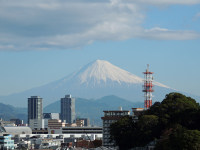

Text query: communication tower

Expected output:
[143,64,154,109]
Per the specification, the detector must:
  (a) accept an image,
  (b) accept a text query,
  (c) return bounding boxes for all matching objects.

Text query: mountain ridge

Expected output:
[56,60,169,88]
[0,60,184,107]
[44,95,144,126]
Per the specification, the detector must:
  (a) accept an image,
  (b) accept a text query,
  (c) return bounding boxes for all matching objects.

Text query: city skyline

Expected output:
[0,0,200,97]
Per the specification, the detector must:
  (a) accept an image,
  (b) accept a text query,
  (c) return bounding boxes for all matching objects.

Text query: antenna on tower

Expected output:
[143,64,154,109]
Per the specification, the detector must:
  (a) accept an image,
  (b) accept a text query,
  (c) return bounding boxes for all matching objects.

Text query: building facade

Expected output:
[3,126,32,135]
[48,119,66,134]
[29,119,45,130]
[28,96,43,124]
[76,118,90,127]
[43,113,60,128]
[43,113,60,120]
[132,108,144,121]
[10,119,23,126]
[60,95,75,124]
[0,134,14,149]
[76,119,84,127]
[62,127,102,135]
[101,109,130,148]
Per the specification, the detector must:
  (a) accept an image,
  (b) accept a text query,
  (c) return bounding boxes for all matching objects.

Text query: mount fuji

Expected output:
[0,60,180,107]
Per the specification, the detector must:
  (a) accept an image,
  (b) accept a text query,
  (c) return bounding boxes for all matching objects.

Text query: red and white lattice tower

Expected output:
[143,64,154,109]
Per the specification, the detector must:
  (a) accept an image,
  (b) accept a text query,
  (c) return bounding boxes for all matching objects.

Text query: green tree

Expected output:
[147,92,200,128]
[110,116,136,150]
[136,115,159,146]
[155,126,200,150]
[110,115,160,149]
[109,92,200,149]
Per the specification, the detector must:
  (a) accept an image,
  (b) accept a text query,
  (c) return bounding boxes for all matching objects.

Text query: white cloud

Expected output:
[143,28,200,40]
[134,0,200,5]
[0,0,199,51]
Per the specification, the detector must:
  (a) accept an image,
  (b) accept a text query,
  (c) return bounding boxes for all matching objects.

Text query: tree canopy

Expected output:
[155,126,200,150]
[109,92,200,150]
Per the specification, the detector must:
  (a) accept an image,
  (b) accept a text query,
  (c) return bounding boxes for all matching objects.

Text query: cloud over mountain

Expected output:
[0,0,199,51]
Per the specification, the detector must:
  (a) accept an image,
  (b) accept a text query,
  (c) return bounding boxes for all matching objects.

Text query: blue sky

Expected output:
[0,0,200,97]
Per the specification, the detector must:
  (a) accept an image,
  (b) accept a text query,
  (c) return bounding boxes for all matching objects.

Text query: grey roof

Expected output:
[4,127,32,134]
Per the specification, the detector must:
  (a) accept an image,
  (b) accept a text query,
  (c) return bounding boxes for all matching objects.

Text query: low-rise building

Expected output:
[76,118,90,127]
[43,113,60,128]
[29,119,45,130]
[132,108,144,120]
[3,126,32,135]
[48,119,65,134]
[66,123,77,127]
[62,126,102,135]
[10,119,23,126]
[0,119,15,127]
[0,134,14,149]
[32,128,48,134]
[76,119,84,127]
[101,108,130,148]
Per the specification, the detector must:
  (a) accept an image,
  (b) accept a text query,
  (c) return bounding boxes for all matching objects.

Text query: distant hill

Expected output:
[0,95,143,126]
[44,95,143,126]
[0,93,199,126]
[0,103,27,123]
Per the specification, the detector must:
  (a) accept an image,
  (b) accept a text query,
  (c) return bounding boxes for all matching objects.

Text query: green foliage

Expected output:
[109,92,200,149]
[110,116,136,150]
[137,115,160,145]
[146,92,200,129]
[110,115,160,149]
[155,126,200,150]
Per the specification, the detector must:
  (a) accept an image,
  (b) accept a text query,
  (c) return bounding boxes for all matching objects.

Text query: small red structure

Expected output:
[143,64,154,109]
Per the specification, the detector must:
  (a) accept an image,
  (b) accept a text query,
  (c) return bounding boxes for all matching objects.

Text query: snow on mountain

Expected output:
[0,59,174,107]
[78,60,143,85]
[55,59,169,88]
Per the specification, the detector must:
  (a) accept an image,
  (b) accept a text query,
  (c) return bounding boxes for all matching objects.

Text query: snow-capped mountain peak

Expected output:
[0,59,174,107]
[76,60,143,85]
